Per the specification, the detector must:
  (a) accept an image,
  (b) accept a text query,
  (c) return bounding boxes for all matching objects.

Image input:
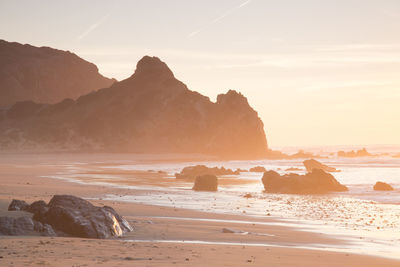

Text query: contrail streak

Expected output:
[77,12,112,41]
[188,0,252,38]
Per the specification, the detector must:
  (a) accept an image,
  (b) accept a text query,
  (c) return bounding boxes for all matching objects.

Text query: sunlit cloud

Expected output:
[188,0,252,38]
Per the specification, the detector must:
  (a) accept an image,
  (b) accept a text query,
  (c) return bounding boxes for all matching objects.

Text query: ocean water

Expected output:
[45,153,400,259]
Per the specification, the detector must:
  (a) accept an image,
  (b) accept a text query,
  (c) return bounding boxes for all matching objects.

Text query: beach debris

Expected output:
[222,228,274,237]
[0,216,55,236]
[192,175,218,192]
[303,159,340,173]
[249,166,266,172]
[262,169,348,194]
[373,182,394,191]
[4,195,133,239]
[243,193,253,198]
[176,165,239,180]
[222,228,247,234]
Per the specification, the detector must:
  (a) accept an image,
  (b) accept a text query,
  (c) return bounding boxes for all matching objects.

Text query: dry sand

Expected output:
[0,153,399,266]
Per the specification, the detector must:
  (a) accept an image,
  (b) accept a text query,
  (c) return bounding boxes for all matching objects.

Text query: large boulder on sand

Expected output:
[373,182,394,191]
[262,169,348,194]
[5,195,133,239]
[192,175,218,191]
[176,165,239,180]
[34,195,133,239]
[303,159,339,173]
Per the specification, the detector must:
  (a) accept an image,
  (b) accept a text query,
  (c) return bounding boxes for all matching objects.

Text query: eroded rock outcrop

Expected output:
[175,165,239,180]
[373,182,394,191]
[0,55,268,158]
[261,169,348,194]
[192,175,218,191]
[303,159,339,173]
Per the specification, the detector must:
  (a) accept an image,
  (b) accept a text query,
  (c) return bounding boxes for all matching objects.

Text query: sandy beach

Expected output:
[3,0,400,265]
[0,153,399,266]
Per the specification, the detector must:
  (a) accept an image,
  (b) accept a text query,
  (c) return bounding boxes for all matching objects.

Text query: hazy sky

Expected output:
[1,0,400,147]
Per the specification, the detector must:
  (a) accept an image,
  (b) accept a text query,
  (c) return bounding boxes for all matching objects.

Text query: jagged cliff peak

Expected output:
[132,56,174,80]
[216,90,249,107]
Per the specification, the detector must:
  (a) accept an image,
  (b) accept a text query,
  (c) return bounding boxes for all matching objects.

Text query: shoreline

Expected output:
[1,153,399,266]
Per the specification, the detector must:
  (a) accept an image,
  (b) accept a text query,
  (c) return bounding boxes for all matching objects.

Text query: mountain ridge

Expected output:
[0,39,115,107]
[0,54,268,158]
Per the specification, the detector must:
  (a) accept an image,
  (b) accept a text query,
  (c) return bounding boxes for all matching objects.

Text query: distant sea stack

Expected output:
[0,55,268,158]
[0,40,115,107]
[337,148,371,158]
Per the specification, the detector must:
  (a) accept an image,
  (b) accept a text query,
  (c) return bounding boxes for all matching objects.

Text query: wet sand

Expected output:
[0,153,399,266]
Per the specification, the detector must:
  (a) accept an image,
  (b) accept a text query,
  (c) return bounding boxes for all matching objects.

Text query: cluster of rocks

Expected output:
[184,161,394,195]
[261,169,348,194]
[289,150,319,159]
[1,195,132,239]
[260,159,346,194]
[265,149,322,159]
[179,165,271,192]
[337,148,371,157]
[175,165,240,180]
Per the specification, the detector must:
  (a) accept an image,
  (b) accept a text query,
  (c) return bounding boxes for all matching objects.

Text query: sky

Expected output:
[1,0,400,148]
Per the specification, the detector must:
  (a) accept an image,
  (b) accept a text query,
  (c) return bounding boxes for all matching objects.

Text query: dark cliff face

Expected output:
[0,56,268,158]
[0,40,115,107]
